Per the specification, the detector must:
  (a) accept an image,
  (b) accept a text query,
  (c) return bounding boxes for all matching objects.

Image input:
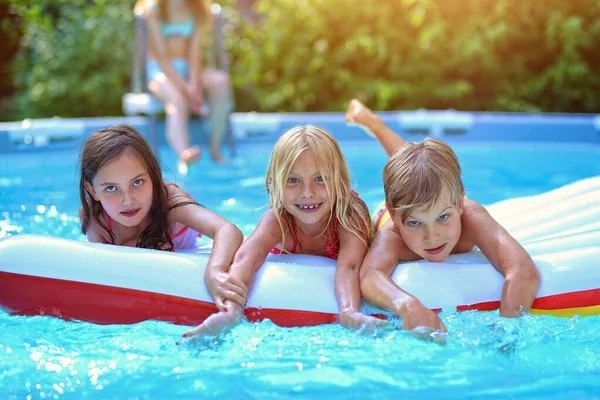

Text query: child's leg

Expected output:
[202,69,234,164]
[148,77,201,163]
[345,99,407,157]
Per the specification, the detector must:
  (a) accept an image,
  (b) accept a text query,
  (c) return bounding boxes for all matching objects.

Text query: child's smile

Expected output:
[424,243,447,256]
[283,151,331,227]
[295,202,323,213]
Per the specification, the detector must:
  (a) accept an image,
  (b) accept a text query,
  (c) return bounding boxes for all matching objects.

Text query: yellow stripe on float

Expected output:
[531,304,600,317]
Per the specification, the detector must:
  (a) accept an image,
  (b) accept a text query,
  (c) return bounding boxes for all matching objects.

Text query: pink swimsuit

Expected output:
[105,214,201,251]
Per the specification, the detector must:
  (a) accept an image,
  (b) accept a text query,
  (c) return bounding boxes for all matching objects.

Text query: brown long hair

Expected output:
[79,125,193,250]
[150,0,212,25]
[265,126,371,251]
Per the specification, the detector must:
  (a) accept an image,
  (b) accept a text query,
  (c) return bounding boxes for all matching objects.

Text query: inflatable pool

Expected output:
[1,176,599,327]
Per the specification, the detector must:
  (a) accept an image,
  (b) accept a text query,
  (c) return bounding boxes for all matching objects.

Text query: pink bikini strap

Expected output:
[105,213,115,244]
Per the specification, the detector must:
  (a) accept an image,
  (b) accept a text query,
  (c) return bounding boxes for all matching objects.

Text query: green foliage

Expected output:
[4,0,600,119]
[6,0,134,119]
[229,0,600,113]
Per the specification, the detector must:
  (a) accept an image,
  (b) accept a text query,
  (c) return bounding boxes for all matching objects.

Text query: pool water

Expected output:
[2,140,599,240]
[1,137,600,399]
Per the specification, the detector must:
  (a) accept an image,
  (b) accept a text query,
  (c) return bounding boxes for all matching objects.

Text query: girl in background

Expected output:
[136,0,234,168]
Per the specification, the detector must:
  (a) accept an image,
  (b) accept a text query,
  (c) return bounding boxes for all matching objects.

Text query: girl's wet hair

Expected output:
[265,125,371,250]
[79,125,194,250]
[383,138,465,222]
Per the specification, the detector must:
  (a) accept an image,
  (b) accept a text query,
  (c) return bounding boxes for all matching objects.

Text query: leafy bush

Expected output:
[5,0,600,119]
[6,0,134,119]
[230,0,600,113]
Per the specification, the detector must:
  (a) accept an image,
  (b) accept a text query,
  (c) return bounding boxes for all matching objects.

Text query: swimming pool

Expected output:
[1,112,600,399]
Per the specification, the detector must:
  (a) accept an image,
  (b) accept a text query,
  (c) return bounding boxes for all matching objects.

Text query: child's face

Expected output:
[84,151,154,228]
[282,150,332,228]
[393,190,463,262]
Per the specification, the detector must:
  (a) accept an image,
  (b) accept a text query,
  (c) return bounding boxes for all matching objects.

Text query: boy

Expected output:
[346,99,541,332]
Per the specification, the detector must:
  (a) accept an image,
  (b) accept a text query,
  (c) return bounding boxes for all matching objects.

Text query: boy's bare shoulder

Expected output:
[374,220,420,261]
[457,198,494,251]
[462,198,492,224]
[379,217,397,231]
[375,221,404,244]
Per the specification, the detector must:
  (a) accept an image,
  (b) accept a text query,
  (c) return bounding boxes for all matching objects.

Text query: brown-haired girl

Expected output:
[79,125,244,309]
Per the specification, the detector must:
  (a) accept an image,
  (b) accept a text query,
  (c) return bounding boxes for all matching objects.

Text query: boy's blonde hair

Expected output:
[383,138,464,222]
[265,125,371,250]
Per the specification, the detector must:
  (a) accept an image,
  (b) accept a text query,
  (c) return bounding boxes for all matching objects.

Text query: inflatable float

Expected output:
[1,176,599,327]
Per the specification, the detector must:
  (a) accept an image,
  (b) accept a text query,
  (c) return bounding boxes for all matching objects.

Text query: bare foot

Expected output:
[345,99,378,138]
[178,146,202,175]
[210,148,228,165]
[180,146,201,163]
[339,310,393,333]
[183,310,241,338]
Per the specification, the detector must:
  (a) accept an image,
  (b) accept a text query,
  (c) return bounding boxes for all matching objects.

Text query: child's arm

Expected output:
[78,206,110,244]
[359,226,447,332]
[462,200,541,317]
[168,199,245,309]
[345,99,407,156]
[336,226,390,329]
[182,210,282,338]
[226,210,283,299]
[187,20,205,113]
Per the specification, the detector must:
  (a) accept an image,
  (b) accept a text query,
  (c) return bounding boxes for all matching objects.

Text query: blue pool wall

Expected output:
[0,111,599,155]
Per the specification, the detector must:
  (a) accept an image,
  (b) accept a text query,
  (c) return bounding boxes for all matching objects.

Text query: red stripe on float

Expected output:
[456,301,501,312]
[0,272,336,327]
[532,288,600,310]
[2,272,598,326]
[444,289,600,313]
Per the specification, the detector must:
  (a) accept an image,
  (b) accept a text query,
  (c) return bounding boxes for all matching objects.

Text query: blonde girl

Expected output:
[184,125,387,337]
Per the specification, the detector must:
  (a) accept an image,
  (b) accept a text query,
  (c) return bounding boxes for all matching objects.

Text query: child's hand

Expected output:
[399,298,447,333]
[182,304,244,338]
[185,83,204,114]
[339,309,392,331]
[205,270,248,311]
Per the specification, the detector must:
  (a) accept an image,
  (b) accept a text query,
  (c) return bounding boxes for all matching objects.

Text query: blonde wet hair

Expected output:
[383,138,464,222]
[265,125,371,251]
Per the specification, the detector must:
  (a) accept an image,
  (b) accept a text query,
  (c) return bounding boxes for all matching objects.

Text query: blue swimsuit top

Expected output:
[148,2,195,38]
[160,19,195,37]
